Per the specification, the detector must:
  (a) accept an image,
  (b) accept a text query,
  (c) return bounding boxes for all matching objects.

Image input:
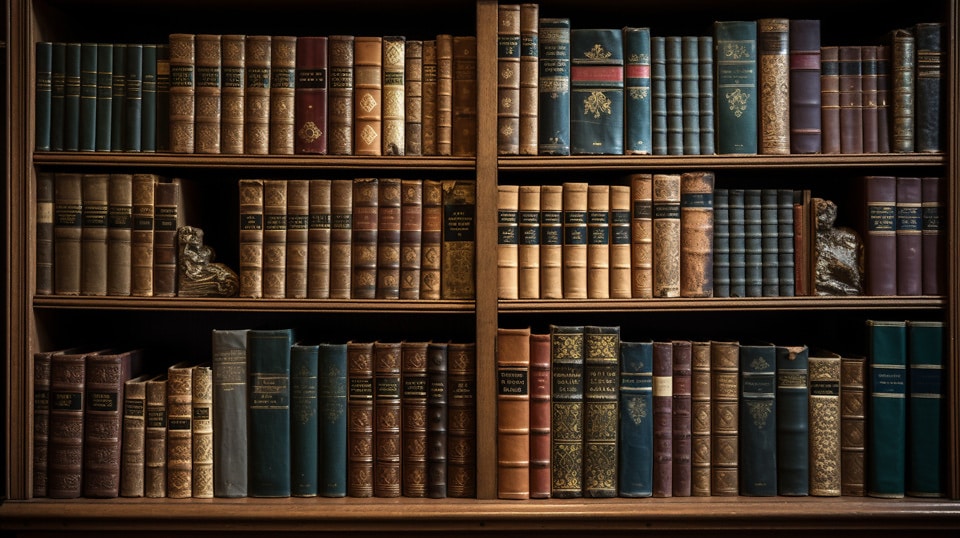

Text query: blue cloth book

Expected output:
[538,18,571,155]
[618,339,653,497]
[318,342,348,497]
[623,27,652,155]
[248,328,294,497]
[290,342,319,497]
[570,29,624,155]
[776,344,809,496]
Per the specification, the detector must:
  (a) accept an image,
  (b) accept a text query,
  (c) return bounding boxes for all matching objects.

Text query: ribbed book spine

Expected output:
[714,21,758,154]
[623,27,652,155]
[582,325,620,497]
[570,29,624,155]
[550,325,584,498]
[618,340,653,497]
[538,18,571,155]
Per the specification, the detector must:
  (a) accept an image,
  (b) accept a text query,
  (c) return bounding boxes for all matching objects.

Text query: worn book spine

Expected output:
[539,184,563,299]
[404,40,423,155]
[32,349,57,496]
[519,3,539,155]
[760,188,779,296]
[220,34,246,154]
[426,340,449,498]
[285,179,309,299]
[401,341,429,498]
[789,20,822,154]
[714,21,758,154]
[191,364,213,498]
[582,326,620,497]
[381,36,405,155]
[624,27,652,155]
[168,34,195,153]
[739,342,777,496]
[914,23,944,153]
[618,340,653,497]
[329,178,353,299]
[248,328,294,498]
[268,35,297,155]
[318,343,348,498]
[351,177,379,299]
[758,18,790,155]
[307,179,332,299]
[373,342,402,498]
[743,188,763,297]
[94,42,113,152]
[80,172,109,296]
[698,36,715,155]
[586,184,610,299]
[262,178,288,299]
[561,182,588,298]
[838,45,863,154]
[63,42,81,151]
[327,35,355,155]
[54,171,83,295]
[629,173,653,298]
[144,374,167,497]
[680,36,701,155]
[376,177,402,299]
[538,18,571,155]
[294,36,328,155]
[861,45,879,153]
[290,344,319,497]
[727,188,746,297]
[399,179,423,299]
[808,348,841,496]
[777,189,796,296]
[419,179,441,299]
[452,35,478,157]
[244,35,272,155]
[672,340,693,497]
[651,36,666,154]
[140,44,158,152]
[840,354,866,496]
[497,327,531,500]
[921,176,945,295]
[653,174,681,297]
[50,42,66,151]
[712,188,730,297]
[238,178,264,298]
[36,42,53,151]
[421,40,438,155]
[165,361,194,499]
[498,184,520,299]
[529,332,551,498]
[441,179,476,299]
[550,325,584,498]
[194,34,222,154]
[36,171,56,295]
[152,179,181,297]
[518,185,541,299]
[120,373,151,497]
[820,46,841,154]
[776,345,810,496]
[896,176,922,296]
[664,36,683,155]
[710,340,740,496]
[889,28,915,153]
[906,320,945,497]
[691,341,712,496]
[211,328,248,498]
[570,29,624,155]
[106,173,133,296]
[609,184,632,299]
[679,171,714,297]
[47,350,91,498]
[862,175,898,296]
[876,44,891,153]
[866,320,907,498]
[347,340,374,497]
[78,43,97,152]
[354,36,383,156]
[155,43,171,151]
[446,342,476,498]
[652,341,673,497]
[497,3,521,155]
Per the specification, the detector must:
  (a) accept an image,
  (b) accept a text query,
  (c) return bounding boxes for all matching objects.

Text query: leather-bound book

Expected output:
[672,340,693,497]
[820,46,841,154]
[760,189,779,296]
[191,363,213,498]
[550,324,583,498]
[329,179,353,299]
[712,188,730,297]
[351,177,379,299]
[144,373,168,497]
[582,325,620,497]
[664,36,682,155]
[168,34,195,153]
[861,45,879,153]
[519,3,539,155]
[33,348,76,496]
[419,179,442,299]
[152,178,182,297]
[789,20,822,154]
[652,173,681,297]
[238,178,264,298]
[354,36,383,156]
[896,176,922,295]
[777,189,796,296]
[758,18,790,155]
[888,28,915,153]
[80,172,109,296]
[651,36,666,154]
[376,178,402,299]
[518,185,541,299]
[914,23,944,153]
[328,35,354,155]
[77,43,97,152]
[220,34,246,154]
[211,328,249,498]
[290,344,319,497]
[318,342,348,498]
[743,188,763,297]
[452,35,478,157]
[63,42,80,151]
[679,171,714,298]
[440,179,476,299]
[446,342,476,498]
[586,184,610,299]
[710,340,740,496]
[244,35,272,155]
[268,35,297,155]
[36,171,55,295]
[808,348,841,496]
[691,341,712,496]
[680,36,701,155]
[862,175,897,295]
[36,42,53,151]
[838,45,863,154]
[529,332,551,498]
[285,179,309,299]
[247,328,294,498]
[347,340,374,498]
[307,179,332,299]
[401,341,429,498]
[906,320,945,497]
[165,361,194,499]
[618,340,653,497]
[50,42,66,151]
[539,184,563,299]
[106,173,133,296]
[623,27,652,155]
[561,181,588,299]
[381,36,406,156]
[569,29,624,155]
[194,34,222,154]
[537,18,571,155]
[54,171,83,295]
[876,44,891,153]
[399,179,423,299]
[94,42,113,152]
[840,354,866,496]
[497,327,531,500]
[609,184,632,298]
[141,43,160,152]
[120,373,152,497]
[404,40,423,155]
[776,344,810,496]
[47,349,93,498]
[727,188,746,297]
[866,320,907,498]
[739,342,777,496]
[652,341,673,497]
[498,3,521,156]
[373,341,402,498]
[697,35,715,155]
[498,184,520,300]
[294,36,328,155]
[262,178,288,299]
[714,21,758,154]
[921,176,945,295]
[426,339,449,498]
[421,40,438,155]
[629,173,653,298]
[155,44,171,151]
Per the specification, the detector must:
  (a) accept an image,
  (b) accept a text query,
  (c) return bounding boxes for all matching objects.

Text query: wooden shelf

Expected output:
[498,296,946,313]
[32,296,475,313]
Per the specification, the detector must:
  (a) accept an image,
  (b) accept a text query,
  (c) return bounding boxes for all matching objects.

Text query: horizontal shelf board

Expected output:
[498,296,946,313]
[32,153,477,171]
[32,296,475,313]
[499,153,946,171]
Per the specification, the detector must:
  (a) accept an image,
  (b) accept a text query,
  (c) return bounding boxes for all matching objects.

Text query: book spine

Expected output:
[191,364,213,498]
[498,185,520,299]
[381,36,405,155]
[290,344,319,497]
[285,179,309,299]
[247,328,294,497]
[115,43,133,150]
[609,185,632,299]
[238,178,264,298]
[582,326,620,497]
[629,173,653,298]
[838,45,863,154]
[83,351,137,498]
[739,343,777,496]
[268,35,297,155]
[376,177,402,299]
[211,328,248,498]
[50,42,66,151]
[244,35,272,155]
[777,189,796,296]
[529,332,551,498]
[876,44,891,153]
[347,341,374,498]
[562,182,588,298]
[914,23,944,152]
[36,174,55,295]
[307,179,332,299]
[519,3,539,155]
[120,374,149,497]
[691,341,712,496]
[808,349,841,496]
[152,179,181,297]
[840,355,866,496]
[262,178,288,299]
[140,44,158,152]
[446,342,477,498]
[373,342,402,498]
[194,34,222,154]
[861,45,879,153]
[820,46,841,154]
[550,325,584,498]
[570,29,624,155]
[295,36,328,155]
[714,21,758,154]
[758,18,790,155]
[404,40,423,155]
[921,176,945,295]
[497,327,532,500]
[652,174,681,297]
[623,27,652,155]
[328,35,355,155]
[698,36,715,155]
[168,35,195,153]
[106,173,133,296]
[679,171,714,297]
[760,188,779,296]
[94,42,113,152]
[165,362,194,499]
[452,35,478,157]
[680,36,701,156]
[318,343,348,498]
[354,36,382,156]
[517,185,541,299]
[712,188,730,297]
[399,179,423,299]
[618,340,653,497]
[436,34,454,156]
[889,29,915,153]
[220,34,246,154]
[863,175,898,296]
[329,178,354,299]
[351,177,379,299]
[426,340,449,498]
[665,36,682,155]
[710,340,740,495]
[32,351,54,496]
[652,341,673,497]
[906,321,945,497]
[776,345,810,496]
[537,18,571,155]
[401,342,429,498]
[419,179,441,299]
[48,352,87,498]
[672,340,693,497]
[421,39,437,155]
[36,42,53,151]
[539,184,563,299]
[80,172,109,296]
[440,180,476,300]
[866,320,907,498]
[789,20,822,154]
[727,188,746,297]
[78,43,97,152]
[497,4,522,156]
[144,375,167,497]
[896,176,922,295]
[651,36,666,154]
[586,184,610,299]
[743,189,763,297]
[54,172,83,295]
[155,44,171,151]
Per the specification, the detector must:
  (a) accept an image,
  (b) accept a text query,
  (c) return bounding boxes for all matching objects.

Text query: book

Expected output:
[906,321,945,497]
[376,177,402,299]
[876,44,891,153]
[727,188,746,297]
[698,36,716,155]
[106,173,133,296]
[351,177,379,299]
[78,43,97,152]
[840,354,867,496]
[517,185,541,299]
[211,328,249,498]
[862,175,897,296]
[401,341,429,498]
[623,27,652,155]
[760,188,779,296]
[327,35,355,155]
[710,340,740,496]
[404,39,423,155]
[346,340,374,498]
[497,327,531,500]
[354,36,382,156]
[441,179,476,299]
[329,178,354,299]
[63,42,81,151]
[268,35,297,155]
[435,33,454,156]
[665,36,682,155]
[550,324,584,498]
[220,34,246,154]
[290,343,319,497]
[889,28,915,153]
[32,348,71,497]
[54,171,83,295]
[421,39,438,155]
[94,42,113,152]
[294,36,328,155]
[739,342,777,496]
[80,172,109,296]
[714,21,758,154]
[191,363,213,498]
[861,45,879,153]
[419,179,442,300]
[519,3,539,155]
[652,341,673,497]
[921,176,946,295]
[165,361,194,499]
[672,340,693,497]
[119,372,152,498]
[50,42,66,151]
[36,42,54,151]
[629,173,653,298]
[426,340,449,498]
[866,320,907,498]
[446,342,476,498]
[373,341,402,498]
[680,36,701,155]
[743,188,763,297]
[238,178,264,298]
[652,173,681,298]
[318,342,348,498]
[562,181,588,299]
[262,178,288,299]
[582,325,620,497]
[194,34,222,154]
[529,331,551,498]
[381,36,405,155]
[497,3,522,155]
[758,18,790,155]
[651,36,666,154]
[609,184,632,299]
[679,171,714,298]
[141,43,158,152]
[36,171,56,295]
[538,18,571,155]
[896,176,922,296]
[400,179,423,299]
[452,35,478,157]
[586,184,610,299]
[168,34,195,153]
[156,43,171,151]
[307,179,332,299]
[776,345,810,496]
[777,189,796,296]
[808,348,842,496]
[914,23,944,153]
[838,45,863,154]
[498,184,520,299]
[820,45,841,154]
[144,373,168,497]
[247,328,294,497]
[618,339,653,497]
[712,187,730,297]
[789,19,822,154]
[691,340,712,496]
[539,184,564,299]
[285,179,309,299]
[152,178,182,297]
[47,349,93,498]
[569,29,624,155]
[244,35,272,155]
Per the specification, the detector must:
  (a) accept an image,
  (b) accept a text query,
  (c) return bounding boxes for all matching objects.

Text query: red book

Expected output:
[838,45,863,154]
[294,36,328,154]
[862,175,897,295]
[896,176,922,296]
[529,332,552,498]
[671,340,692,497]
[652,341,673,497]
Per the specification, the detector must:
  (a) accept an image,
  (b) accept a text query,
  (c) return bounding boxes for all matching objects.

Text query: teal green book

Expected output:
[318,342,348,498]
[623,27,651,155]
[714,21,758,154]
[775,344,809,496]
[124,44,143,152]
[247,328,294,497]
[570,29,624,155]
[866,319,907,498]
[79,43,98,152]
[36,42,53,151]
[95,43,113,152]
[290,342,319,497]
[51,42,67,151]
[64,42,81,151]
[141,44,158,152]
[618,339,653,497]
[110,44,126,152]
[550,324,584,498]
[739,341,777,496]
[906,320,944,497]
[538,17,571,155]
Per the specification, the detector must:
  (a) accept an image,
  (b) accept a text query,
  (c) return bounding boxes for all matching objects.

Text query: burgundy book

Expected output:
[862,175,897,295]
[294,36,328,154]
[652,341,673,497]
[671,340,692,497]
[529,331,552,498]
[838,45,862,154]
[789,19,821,154]
[820,46,840,154]
[860,45,879,153]
[895,176,922,296]
[876,45,892,153]
[921,176,945,295]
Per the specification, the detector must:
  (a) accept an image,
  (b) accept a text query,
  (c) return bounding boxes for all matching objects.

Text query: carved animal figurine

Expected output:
[177,226,240,297]
[813,197,863,296]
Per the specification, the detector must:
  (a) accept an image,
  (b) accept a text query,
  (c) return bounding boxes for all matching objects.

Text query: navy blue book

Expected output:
[712,187,730,297]
[570,29,624,155]
[248,328,294,497]
[681,36,701,155]
[290,342,319,497]
[619,340,654,497]
[78,43,98,152]
[318,342,348,497]
[538,18,571,155]
[776,344,809,496]
[739,341,777,496]
[623,27,652,155]
[651,36,667,155]
[664,36,683,155]
[36,42,53,151]
[743,189,763,297]
[727,188,746,297]
[698,36,715,155]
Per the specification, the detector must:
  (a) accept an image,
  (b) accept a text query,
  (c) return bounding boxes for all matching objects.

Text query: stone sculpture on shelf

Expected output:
[177,225,240,297]
[813,197,863,296]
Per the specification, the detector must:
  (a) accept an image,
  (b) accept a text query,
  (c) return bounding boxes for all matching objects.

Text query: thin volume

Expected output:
[497,327,531,500]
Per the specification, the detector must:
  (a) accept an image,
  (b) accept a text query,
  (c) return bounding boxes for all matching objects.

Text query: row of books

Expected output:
[498,4,945,156]
[32,329,478,499]
[496,320,946,499]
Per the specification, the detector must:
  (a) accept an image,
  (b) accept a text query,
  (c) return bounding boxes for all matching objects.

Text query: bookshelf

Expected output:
[2,0,959,536]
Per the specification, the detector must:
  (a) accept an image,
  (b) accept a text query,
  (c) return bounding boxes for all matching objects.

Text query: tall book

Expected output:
[906,320,945,497]
[285,179,309,299]
[570,29,624,155]
[33,348,75,496]
[691,340,712,496]
[789,20,822,154]
[191,363,213,498]
[141,44,158,152]
[404,40,423,155]
[896,176,922,296]
[329,178,354,299]
[36,171,56,295]
[629,173,653,298]
[401,341,429,498]
[318,342,348,498]
[808,348,842,496]
[80,172,109,296]
[777,189,796,296]
[446,342,477,498]
[743,188,763,297]
[119,373,152,497]
[268,35,297,155]
[346,340,374,498]
[399,178,423,299]
[498,184,520,299]
[47,349,91,498]
[238,178,264,298]
[381,36,405,155]
[582,325,620,497]
[866,319,907,498]
[914,23,944,153]
[861,45,880,153]
[652,173,681,297]
[651,36,667,154]
[519,3,539,155]
[144,373,168,497]
[63,42,81,151]
[220,34,246,154]
[354,36,383,156]
[294,36,328,155]
[539,184,564,299]
[421,39,438,155]
[618,339,654,497]
[441,179,476,299]
[419,179,442,300]
[921,176,945,295]
[168,34,195,153]
[351,177,379,299]
[680,36,701,155]
[307,179,332,299]
[820,46,841,154]
[376,177,402,299]
[194,34,222,154]
[529,331,551,498]
[247,328,294,498]
[435,34,454,156]
[94,42,113,152]
[517,185,541,299]
[36,42,54,151]
[290,343,319,497]
[739,342,777,496]
[155,43,171,151]
[664,36,683,155]
[497,3,522,155]
[538,18,571,155]
[711,339,740,496]
[840,354,867,496]
[106,173,133,296]
[712,187,730,297]
[862,175,897,296]
[50,42,66,151]
[165,361,194,499]
[211,328,249,498]
[876,44,892,153]
[373,341,402,498]
[838,45,863,154]
[698,36,716,155]
[679,171,714,297]
[609,184,632,299]
[760,188,779,296]
[451,35,478,157]
[586,184,610,299]
[671,340,693,497]
[888,28,915,153]
[244,35,272,155]
[54,171,83,295]
[757,18,790,155]
[623,27,652,155]
[497,327,531,500]
[776,344,810,496]
[727,188,746,297]
[714,21,758,154]
[652,341,673,497]
[426,340,449,498]
[326,34,355,154]
[262,178,288,299]
[550,324,584,498]
[77,43,97,152]
[152,178,183,297]
[562,182,589,298]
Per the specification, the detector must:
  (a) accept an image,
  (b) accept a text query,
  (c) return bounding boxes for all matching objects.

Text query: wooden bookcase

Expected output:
[2,0,959,535]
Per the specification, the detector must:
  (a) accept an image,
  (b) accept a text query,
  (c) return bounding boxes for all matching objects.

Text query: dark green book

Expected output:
[318,342,348,498]
[583,325,620,497]
[623,27,652,155]
[570,29,624,155]
[618,339,653,497]
[290,342,319,497]
[537,17,571,156]
[211,328,248,498]
[95,43,113,152]
[124,43,143,152]
[775,344,809,496]
[36,42,54,151]
[906,320,944,497]
[550,324,584,498]
[739,341,777,496]
[78,43,98,152]
[110,44,126,152]
[247,328,294,497]
[141,44,158,152]
[63,42,82,151]
[866,319,906,498]
[714,20,758,154]
[51,42,67,151]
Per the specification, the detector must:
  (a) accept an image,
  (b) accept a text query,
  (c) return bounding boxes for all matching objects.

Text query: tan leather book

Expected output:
[653,173,681,297]
[220,34,246,154]
[498,184,520,299]
[373,341,402,498]
[354,36,382,156]
[629,172,653,298]
[497,326,531,499]
[758,18,790,155]
[168,33,196,153]
[519,2,539,155]
[401,340,429,497]
[191,363,213,498]
[586,184,610,299]
[435,34,453,155]
[285,179,309,299]
[376,177,402,299]
[165,361,194,498]
[399,178,423,299]
[262,178,288,299]
[441,179,476,299]
[497,3,521,155]
[404,40,423,155]
[517,184,541,298]
[452,35,478,157]
[307,179,332,299]
[351,177,379,299]
[243,35,271,155]
[194,34,222,154]
[419,179,442,299]
[609,184,632,298]
[840,354,867,496]
[691,340,712,496]
[269,35,297,155]
[381,36,405,155]
[710,339,739,496]
[809,349,842,496]
[120,373,152,497]
[327,35,355,155]
[329,179,353,299]
[421,39,438,155]
[347,341,374,498]
[539,184,564,299]
[130,173,159,297]
[238,178,264,298]
[446,341,476,498]
[106,173,133,296]
[54,171,83,295]
[80,172,109,296]
[152,178,182,297]
[680,171,715,297]
[562,181,588,299]
[144,374,168,498]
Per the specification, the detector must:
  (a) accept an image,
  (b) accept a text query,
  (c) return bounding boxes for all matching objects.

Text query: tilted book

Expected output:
[247,328,294,498]
[419,179,442,299]
[586,184,610,299]
[691,341,712,496]
[652,341,673,497]
[538,18,571,155]
[497,3,522,155]
[629,173,653,298]
[539,184,564,299]
[211,328,249,498]
[191,363,213,498]
[307,179,332,299]
[243,35,272,155]
[550,324,584,498]
[896,176,922,296]
[404,40,423,155]
[351,177,379,299]
[840,354,867,496]
[285,179,310,299]
[268,35,297,155]
[517,185,541,299]
[618,339,654,497]
[318,342,348,498]
[106,173,133,296]
[346,341,374,498]
[789,19,822,154]
[119,373,152,497]
[381,36,406,155]
[327,35,355,155]
[679,171,714,298]
[220,34,246,154]
[808,348,841,496]
[329,178,354,299]
[290,343,319,497]
[452,35,478,157]
[652,174,681,297]
[562,182,588,299]
[623,27,652,155]
[609,185,632,298]
[399,179,423,299]
[168,34,195,153]
[570,29,624,155]
[376,177,402,299]
[262,178,288,299]
[529,332,551,498]
[294,36,328,155]
[373,341,402,498]
[33,349,76,497]
[710,340,740,496]
[714,21,758,154]
[446,342,477,498]
[401,341,429,498]
[758,18,790,155]
[441,179,476,299]
[165,361,194,499]
[776,345,810,496]
[238,178,264,298]
[498,184,520,299]
[582,325,620,497]
[80,172,109,296]
[866,319,907,498]
[739,342,777,496]
[497,327,531,500]
[354,36,383,156]
[194,34,222,154]
[906,320,945,497]
[426,340,449,498]
[519,3,539,155]
[672,340,693,497]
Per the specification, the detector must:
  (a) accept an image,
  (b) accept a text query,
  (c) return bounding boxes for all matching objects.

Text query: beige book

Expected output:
[680,171,715,297]
[220,34,246,154]
[269,35,296,155]
[382,36,406,155]
[106,173,133,296]
[609,184,632,298]
[539,184,564,299]
[120,373,152,497]
[653,173,681,297]
[168,33,196,153]
[285,179,309,298]
[238,178,264,298]
[191,363,213,498]
[354,36,383,156]
[519,3,539,155]
[262,179,288,299]
[586,184,610,299]
[194,34,222,154]
[80,172,109,296]
[562,181,588,299]
[144,374,168,498]
[307,179,332,299]
[498,184,520,299]
[758,18,790,155]
[243,35,271,155]
[629,173,653,298]
[517,185,541,298]
[809,349,842,496]
[166,361,194,499]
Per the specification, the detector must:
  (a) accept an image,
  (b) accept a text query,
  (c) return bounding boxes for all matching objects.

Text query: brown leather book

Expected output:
[294,36,328,155]
[498,184,520,299]
[441,179,476,299]
[539,184,564,299]
[354,36,383,156]
[838,45,863,154]
[452,35,478,157]
[609,184,632,299]
[653,173,681,297]
[168,33,196,153]
[680,171,715,298]
[820,46,840,154]
[586,184,610,299]
[426,340,449,498]
[152,178,182,297]
[165,361,194,499]
[373,341,402,498]
[268,35,296,155]
[106,173,133,296]
[351,177,379,299]
[244,35,272,155]
[381,36,406,155]
[690,340,712,496]
[399,178,423,299]
[401,341,429,497]
[876,44,891,153]
[329,178,353,299]
[808,349,842,496]
[47,349,101,498]
[36,171,56,296]
[840,354,867,496]
[54,171,83,296]
[652,341,673,497]
[238,178,264,298]
[307,179,332,298]
[888,28,915,153]
[194,34,222,154]
[517,185,541,299]
[404,40,423,155]
[497,326,531,499]
[583,325,620,498]
[80,172,109,296]
[672,340,693,497]
[529,332,551,498]
[435,34,453,155]
[861,45,880,153]
[32,348,77,497]
[327,35,355,155]
[220,34,246,154]
[519,2,540,155]
[262,178,288,299]
[446,341,476,498]
[561,181,588,298]
[191,364,213,498]
[896,176,922,295]
[921,176,946,295]
[710,340,740,496]
[419,179,442,300]
[119,373,152,498]
[758,18,790,155]
[629,173,654,298]
[421,39,438,155]
[497,3,521,155]
[376,178,402,299]
[550,324,584,498]
[285,179,309,299]
[346,340,374,498]
[862,175,897,295]
[144,373,168,498]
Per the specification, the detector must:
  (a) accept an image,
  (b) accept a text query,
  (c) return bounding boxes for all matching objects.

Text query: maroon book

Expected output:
[896,176,922,296]
[529,332,552,498]
[671,340,692,497]
[788,19,822,154]
[295,36,328,154]
[820,46,841,154]
[921,176,945,295]
[838,45,863,154]
[652,341,673,497]
[863,175,897,295]
[861,45,879,153]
